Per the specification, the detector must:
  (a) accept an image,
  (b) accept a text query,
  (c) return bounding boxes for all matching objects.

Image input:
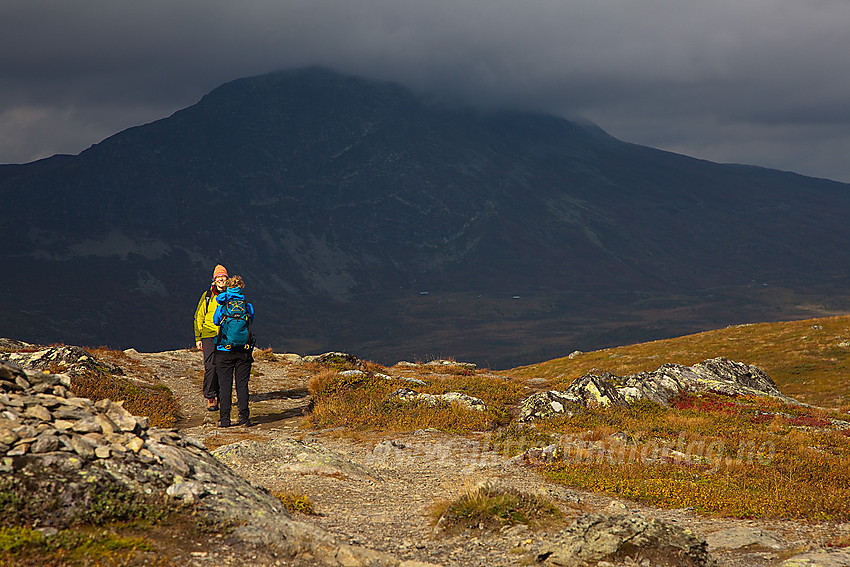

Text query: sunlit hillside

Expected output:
[507,315,850,410]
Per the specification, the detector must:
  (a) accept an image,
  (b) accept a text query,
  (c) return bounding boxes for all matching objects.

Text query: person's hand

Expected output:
[196,340,202,351]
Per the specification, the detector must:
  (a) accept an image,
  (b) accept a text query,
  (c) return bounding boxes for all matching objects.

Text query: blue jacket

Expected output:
[212,287,254,351]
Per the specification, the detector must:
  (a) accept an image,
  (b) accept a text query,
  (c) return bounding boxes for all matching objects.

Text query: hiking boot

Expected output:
[207,398,219,411]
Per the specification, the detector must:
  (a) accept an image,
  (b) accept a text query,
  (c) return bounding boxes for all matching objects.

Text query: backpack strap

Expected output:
[214,296,229,347]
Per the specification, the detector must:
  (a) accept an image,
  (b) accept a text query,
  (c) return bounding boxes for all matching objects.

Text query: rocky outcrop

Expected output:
[341,368,427,386]
[214,437,384,481]
[423,359,477,372]
[304,354,484,410]
[303,352,365,369]
[0,358,439,567]
[391,387,487,411]
[0,358,281,527]
[620,357,796,406]
[536,512,715,566]
[4,344,124,380]
[520,357,799,421]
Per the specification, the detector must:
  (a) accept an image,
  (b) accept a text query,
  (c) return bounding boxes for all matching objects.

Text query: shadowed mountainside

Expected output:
[2,67,850,367]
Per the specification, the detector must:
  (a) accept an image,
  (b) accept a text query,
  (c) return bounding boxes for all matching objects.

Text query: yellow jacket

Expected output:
[194,288,221,341]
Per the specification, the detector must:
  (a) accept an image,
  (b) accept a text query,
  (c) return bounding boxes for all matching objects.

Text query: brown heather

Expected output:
[74,347,181,428]
[507,314,850,408]
[307,364,524,433]
[307,316,850,522]
[11,316,850,524]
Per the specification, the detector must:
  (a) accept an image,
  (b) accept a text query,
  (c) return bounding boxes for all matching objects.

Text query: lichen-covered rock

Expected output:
[391,388,486,411]
[518,390,581,421]
[518,357,800,421]
[633,357,799,405]
[704,526,785,550]
[777,548,850,567]
[5,345,123,380]
[536,512,715,566]
[564,372,630,408]
[214,437,383,481]
[424,359,477,371]
[303,351,363,369]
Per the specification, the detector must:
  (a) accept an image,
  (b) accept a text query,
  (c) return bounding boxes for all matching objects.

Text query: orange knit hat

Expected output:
[212,264,228,279]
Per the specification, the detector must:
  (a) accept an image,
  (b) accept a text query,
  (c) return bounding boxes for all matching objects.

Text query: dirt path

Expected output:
[120,349,850,567]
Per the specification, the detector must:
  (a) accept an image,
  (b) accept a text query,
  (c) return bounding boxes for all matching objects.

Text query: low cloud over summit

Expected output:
[3,1,850,181]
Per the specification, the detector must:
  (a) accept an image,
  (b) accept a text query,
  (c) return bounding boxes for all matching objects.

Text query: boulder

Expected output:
[303,351,364,369]
[519,358,800,421]
[518,390,581,421]
[391,388,486,411]
[536,512,715,566]
[565,372,630,408]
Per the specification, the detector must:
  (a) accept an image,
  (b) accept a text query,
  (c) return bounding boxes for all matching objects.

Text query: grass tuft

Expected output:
[430,481,561,533]
[273,491,316,515]
[255,347,278,362]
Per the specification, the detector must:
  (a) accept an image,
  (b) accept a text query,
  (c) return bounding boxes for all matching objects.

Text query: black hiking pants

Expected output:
[215,350,251,425]
[201,338,220,401]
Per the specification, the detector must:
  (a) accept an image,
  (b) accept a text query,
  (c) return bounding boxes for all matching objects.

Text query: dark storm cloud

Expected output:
[3,1,850,181]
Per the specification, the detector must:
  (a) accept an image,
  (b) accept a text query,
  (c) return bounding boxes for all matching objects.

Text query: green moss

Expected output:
[0,526,151,564]
[82,483,169,525]
[0,527,45,553]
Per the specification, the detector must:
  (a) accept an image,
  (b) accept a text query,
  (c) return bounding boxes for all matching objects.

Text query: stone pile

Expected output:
[0,358,167,467]
[0,357,442,567]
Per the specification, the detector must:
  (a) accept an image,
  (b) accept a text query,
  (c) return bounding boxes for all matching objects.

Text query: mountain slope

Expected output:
[2,67,850,367]
[509,314,850,408]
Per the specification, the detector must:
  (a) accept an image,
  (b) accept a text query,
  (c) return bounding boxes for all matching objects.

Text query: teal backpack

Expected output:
[216,295,254,351]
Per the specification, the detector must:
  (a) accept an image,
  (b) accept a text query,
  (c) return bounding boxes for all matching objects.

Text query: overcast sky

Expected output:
[3,1,850,182]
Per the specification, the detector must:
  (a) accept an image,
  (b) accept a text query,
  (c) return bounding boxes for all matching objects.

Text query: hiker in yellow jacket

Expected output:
[194,264,229,411]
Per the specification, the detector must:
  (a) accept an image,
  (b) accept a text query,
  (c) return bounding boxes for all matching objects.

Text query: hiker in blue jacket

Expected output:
[213,275,255,427]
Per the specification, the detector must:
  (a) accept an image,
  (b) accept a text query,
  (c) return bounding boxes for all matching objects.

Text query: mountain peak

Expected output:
[1,68,849,366]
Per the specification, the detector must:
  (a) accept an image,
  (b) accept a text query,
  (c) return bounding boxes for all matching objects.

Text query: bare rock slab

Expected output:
[536,512,715,567]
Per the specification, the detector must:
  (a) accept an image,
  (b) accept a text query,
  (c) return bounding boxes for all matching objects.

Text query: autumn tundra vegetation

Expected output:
[2,315,850,564]
[306,315,850,523]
